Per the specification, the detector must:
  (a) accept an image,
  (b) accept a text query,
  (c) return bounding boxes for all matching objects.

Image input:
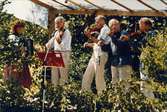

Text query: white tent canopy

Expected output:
[30,0,167,33]
[3,0,48,28]
[3,0,167,30]
[31,0,167,16]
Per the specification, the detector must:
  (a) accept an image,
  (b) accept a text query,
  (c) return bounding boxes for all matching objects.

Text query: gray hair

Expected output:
[139,17,153,27]
[108,19,120,27]
[54,16,65,22]
[95,15,106,21]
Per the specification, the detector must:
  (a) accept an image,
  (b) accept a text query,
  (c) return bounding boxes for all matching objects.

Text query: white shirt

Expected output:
[97,24,111,44]
[46,29,72,51]
[8,34,21,46]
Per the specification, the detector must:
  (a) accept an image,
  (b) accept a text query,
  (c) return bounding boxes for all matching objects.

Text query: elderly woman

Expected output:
[3,21,32,88]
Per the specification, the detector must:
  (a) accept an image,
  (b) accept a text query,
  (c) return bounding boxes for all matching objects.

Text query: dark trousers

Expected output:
[131,55,140,79]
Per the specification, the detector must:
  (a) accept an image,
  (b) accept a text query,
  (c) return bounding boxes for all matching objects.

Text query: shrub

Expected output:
[140,29,167,81]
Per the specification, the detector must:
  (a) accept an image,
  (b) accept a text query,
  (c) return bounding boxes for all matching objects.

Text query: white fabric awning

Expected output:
[31,0,167,16]
[3,0,167,29]
[3,0,48,28]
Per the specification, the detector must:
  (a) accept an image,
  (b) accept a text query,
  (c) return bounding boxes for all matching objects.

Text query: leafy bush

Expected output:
[140,29,167,81]
[0,0,167,111]
[1,79,167,111]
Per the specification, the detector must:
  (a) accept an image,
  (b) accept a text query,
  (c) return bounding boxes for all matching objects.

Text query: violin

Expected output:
[119,31,142,41]
[83,24,101,48]
[84,24,100,41]
[129,31,142,38]
[84,24,100,33]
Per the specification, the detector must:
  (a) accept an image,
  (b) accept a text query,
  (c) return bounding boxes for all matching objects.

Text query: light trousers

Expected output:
[51,52,71,86]
[111,65,132,84]
[140,72,155,98]
[82,52,108,94]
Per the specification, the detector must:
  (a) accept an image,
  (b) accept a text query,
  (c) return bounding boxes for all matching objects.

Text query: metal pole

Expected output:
[42,66,47,112]
[41,49,50,112]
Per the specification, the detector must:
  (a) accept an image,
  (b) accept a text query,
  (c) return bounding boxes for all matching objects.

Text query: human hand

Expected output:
[59,31,64,37]
[120,35,129,41]
[97,40,104,46]
[84,27,91,38]
[83,42,94,48]
[83,42,89,48]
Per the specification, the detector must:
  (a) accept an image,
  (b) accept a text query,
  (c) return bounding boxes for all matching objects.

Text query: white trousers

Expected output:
[140,81,155,98]
[140,72,155,98]
[82,52,108,94]
[111,65,132,84]
[51,52,71,87]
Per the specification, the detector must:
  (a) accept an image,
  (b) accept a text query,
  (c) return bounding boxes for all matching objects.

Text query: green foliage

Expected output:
[0,0,167,111]
[64,15,92,81]
[1,79,167,111]
[0,79,31,112]
[140,29,167,80]
[60,82,94,111]
[0,79,26,106]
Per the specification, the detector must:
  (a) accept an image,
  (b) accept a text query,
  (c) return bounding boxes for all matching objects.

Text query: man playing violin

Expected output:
[108,19,133,86]
[129,17,156,79]
[46,16,72,87]
[129,17,156,98]
[82,15,111,94]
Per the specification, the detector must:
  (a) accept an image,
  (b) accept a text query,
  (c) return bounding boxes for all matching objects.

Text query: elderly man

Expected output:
[46,16,72,86]
[82,15,111,94]
[108,19,133,85]
[130,17,155,79]
[129,17,155,98]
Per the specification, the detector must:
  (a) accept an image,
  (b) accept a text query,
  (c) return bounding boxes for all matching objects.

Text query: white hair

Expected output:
[139,17,153,27]
[54,16,65,22]
[95,15,106,21]
[108,19,120,27]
